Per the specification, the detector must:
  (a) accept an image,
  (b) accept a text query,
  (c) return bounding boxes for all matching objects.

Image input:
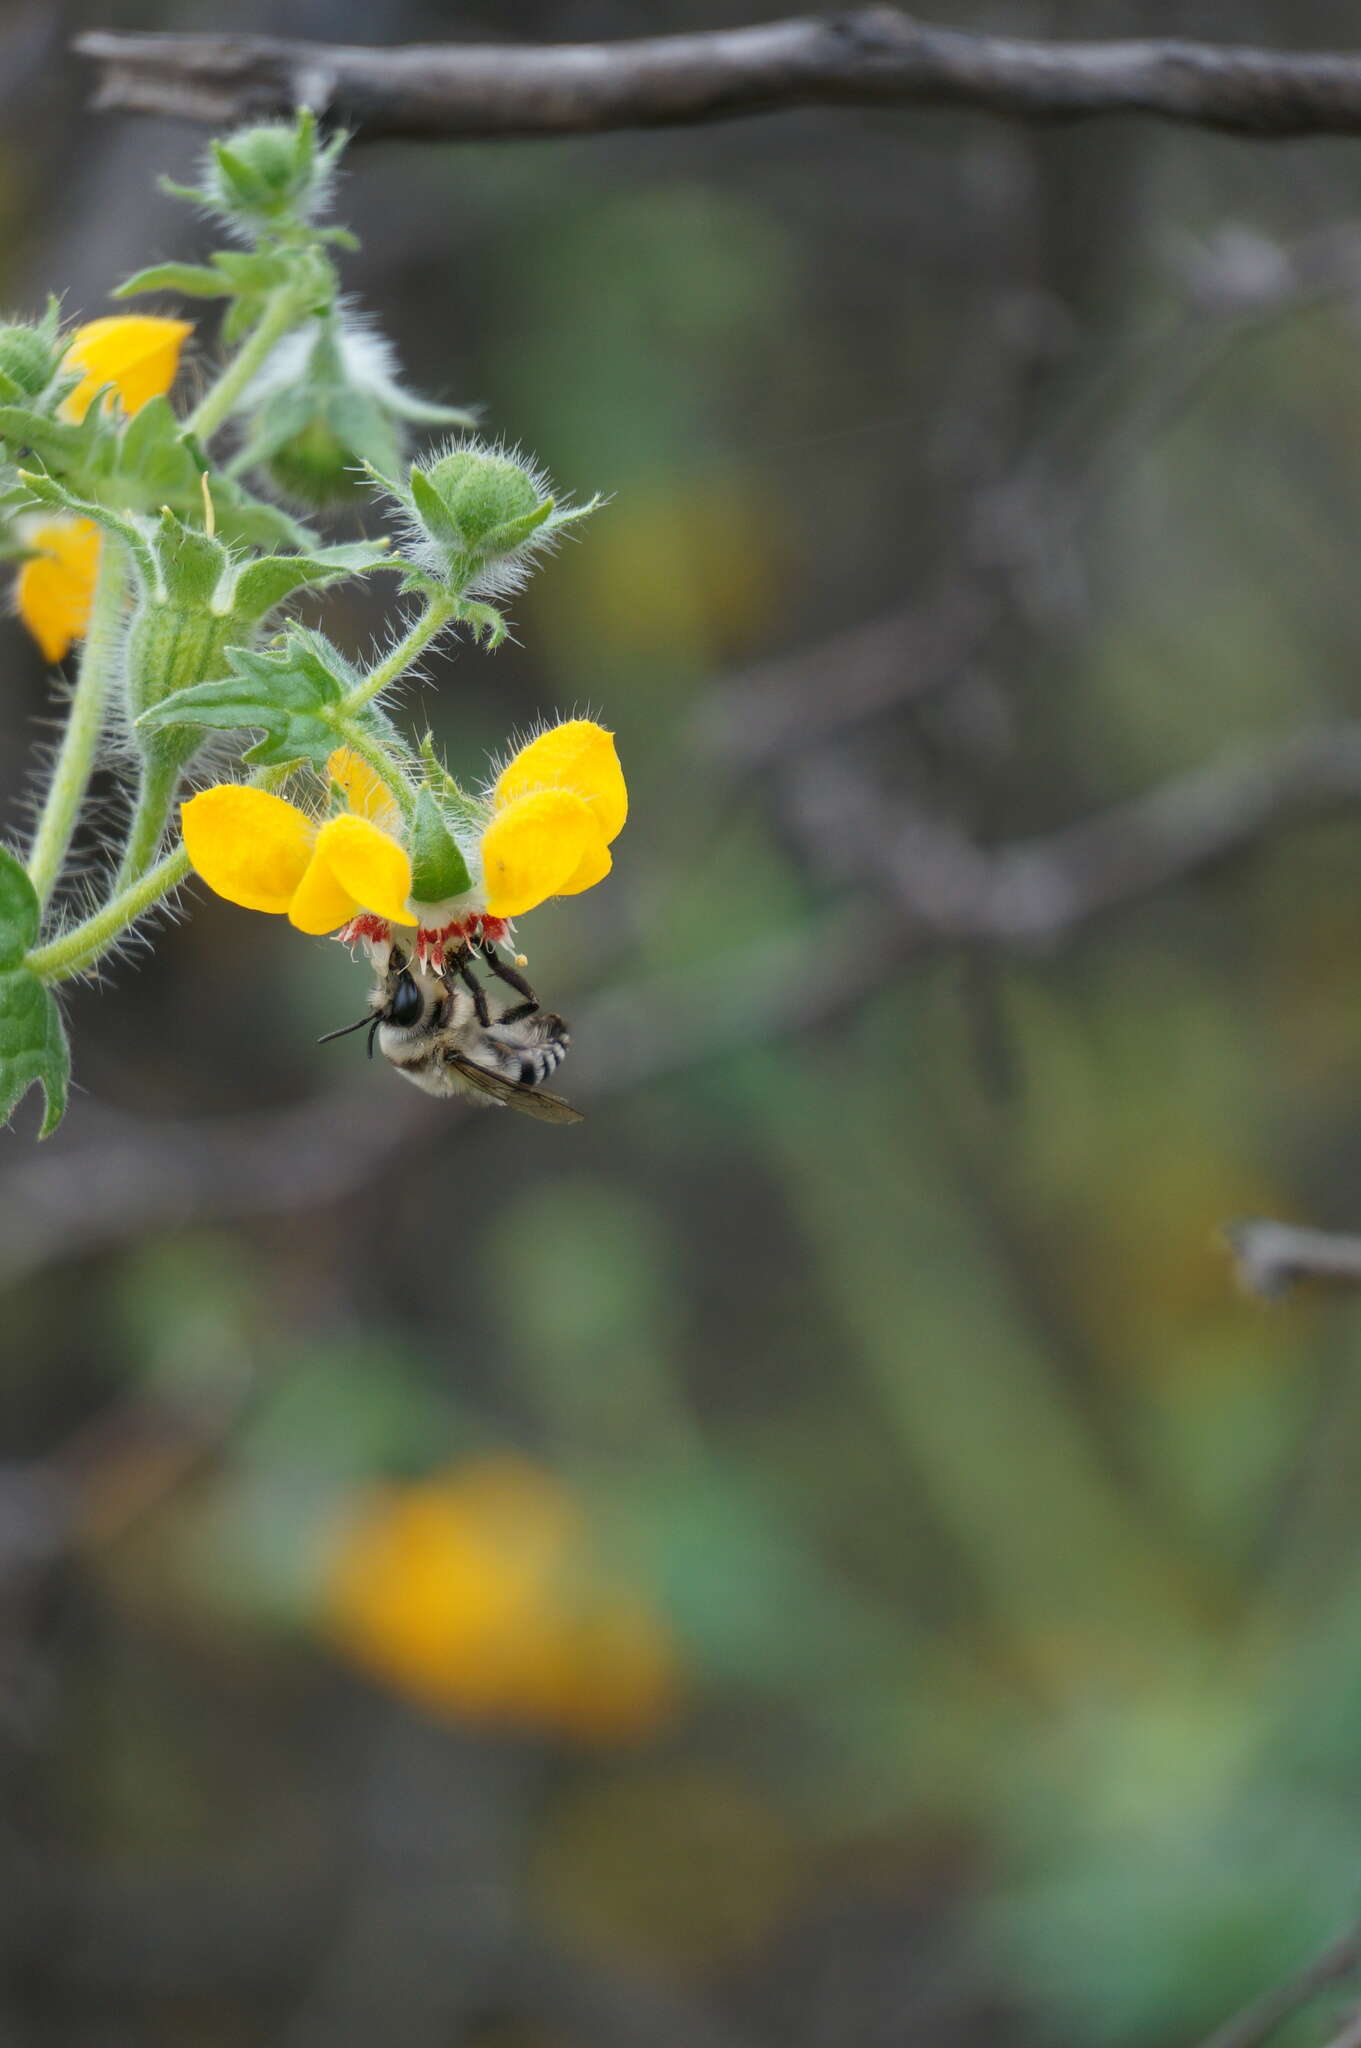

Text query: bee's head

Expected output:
[373,951,448,1062]
[318,947,442,1058]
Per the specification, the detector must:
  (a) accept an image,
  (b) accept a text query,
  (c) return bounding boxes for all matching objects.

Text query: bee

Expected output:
[320,938,584,1125]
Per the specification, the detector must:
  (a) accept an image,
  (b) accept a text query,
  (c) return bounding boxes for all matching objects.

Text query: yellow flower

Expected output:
[181,748,417,935]
[60,314,192,423]
[322,1457,679,1741]
[15,518,101,662]
[481,720,627,918]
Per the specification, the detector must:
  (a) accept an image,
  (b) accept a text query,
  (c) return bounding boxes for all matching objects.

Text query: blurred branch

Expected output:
[694,581,994,772]
[1197,1909,1361,2048]
[789,724,1361,945]
[72,17,1361,143]
[1323,2008,1361,2048]
[1223,1221,1361,1298]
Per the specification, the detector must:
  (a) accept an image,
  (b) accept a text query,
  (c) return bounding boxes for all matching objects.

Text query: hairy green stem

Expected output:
[115,748,184,890]
[187,285,312,444]
[26,537,128,912]
[27,846,192,984]
[25,766,291,985]
[342,593,457,715]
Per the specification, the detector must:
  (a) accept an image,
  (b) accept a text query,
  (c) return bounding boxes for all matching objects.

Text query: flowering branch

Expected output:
[72,17,1361,144]
[25,537,127,911]
[0,112,614,1137]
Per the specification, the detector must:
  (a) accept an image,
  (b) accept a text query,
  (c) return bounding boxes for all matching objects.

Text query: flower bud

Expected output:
[422,447,545,549]
[0,321,59,400]
[266,413,386,509]
[398,438,600,595]
[203,111,341,233]
[237,314,473,511]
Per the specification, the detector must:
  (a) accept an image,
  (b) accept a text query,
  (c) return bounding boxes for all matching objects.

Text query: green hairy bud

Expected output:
[422,447,545,549]
[204,112,342,231]
[0,321,58,400]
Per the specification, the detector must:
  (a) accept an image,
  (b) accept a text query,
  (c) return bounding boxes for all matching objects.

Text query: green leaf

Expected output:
[384,392,480,430]
[0,405,93,468]
[230,539,389,623]
[483,497,554,556]
[212,250,292,293]
[0,847,66,1136]
[454,598,508,649]
[13,470,148,570]
[0,968,69,1136]
[151,509,228,608]
[140,627,351,769]
[210,478,318,552]
[409,788,472,905]
[116,263,234,300]
[0,844,39,968]
[115,397,201,502]
[408,466,457,543]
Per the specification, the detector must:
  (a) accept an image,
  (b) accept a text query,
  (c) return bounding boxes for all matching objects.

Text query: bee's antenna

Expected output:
[367,1016,382,1060]
[317,1013,374,1046]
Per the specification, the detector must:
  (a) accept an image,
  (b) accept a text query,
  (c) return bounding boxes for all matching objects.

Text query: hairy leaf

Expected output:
[140,628,353,769]
[0,849,67,1136]
[116,262,234,300]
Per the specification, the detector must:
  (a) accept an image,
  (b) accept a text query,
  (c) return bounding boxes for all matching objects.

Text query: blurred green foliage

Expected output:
[9,3,1361,2045]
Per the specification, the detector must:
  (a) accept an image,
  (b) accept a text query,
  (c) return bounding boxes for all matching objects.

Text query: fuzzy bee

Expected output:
[321,938,583,1125]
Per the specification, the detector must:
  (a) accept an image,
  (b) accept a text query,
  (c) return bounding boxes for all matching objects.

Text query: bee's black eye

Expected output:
[389,971,423,1028]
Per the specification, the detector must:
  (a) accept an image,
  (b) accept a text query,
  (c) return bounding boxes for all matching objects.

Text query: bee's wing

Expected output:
[443,1050,585,1125]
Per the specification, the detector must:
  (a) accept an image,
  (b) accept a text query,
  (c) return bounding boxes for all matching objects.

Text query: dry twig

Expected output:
[1223,1221,1361,1299]
[72,16,1361,143]
[1196,1908,1361,2048]
[786,723,1361,947]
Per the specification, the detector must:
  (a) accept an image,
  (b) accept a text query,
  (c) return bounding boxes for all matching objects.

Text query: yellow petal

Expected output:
[315,813,417,926]
[60,314,192,422]
[181,785,315,914]
[480,788,598,919]
[326,746,402,828]
[494,720,627,845]
[15,519,101,662]
[288,842,363,936]
[557,830,612,897]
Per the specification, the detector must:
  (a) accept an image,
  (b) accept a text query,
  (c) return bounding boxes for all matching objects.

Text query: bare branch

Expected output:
[1196,1910,1361,2048]
[1223,1221,1361,1299]
[71,16,1361,144]
[693,582,994,773]
[789,724,1361,946]
[1321,2006,1361,2048]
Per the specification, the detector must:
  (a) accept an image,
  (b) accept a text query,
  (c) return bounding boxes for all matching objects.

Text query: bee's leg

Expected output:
[447,944,491,1028]
[479,943,539,1012]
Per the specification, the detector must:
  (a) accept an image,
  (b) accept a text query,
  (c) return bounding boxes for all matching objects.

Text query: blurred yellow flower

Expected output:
[181,748,416,935]
[481,720,626,918]
[322,1457,679,1741]
[60,314,192,423]
[16,518,101,662]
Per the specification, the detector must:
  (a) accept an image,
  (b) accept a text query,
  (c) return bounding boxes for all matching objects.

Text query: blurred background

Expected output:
[7,1,1361,2042]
